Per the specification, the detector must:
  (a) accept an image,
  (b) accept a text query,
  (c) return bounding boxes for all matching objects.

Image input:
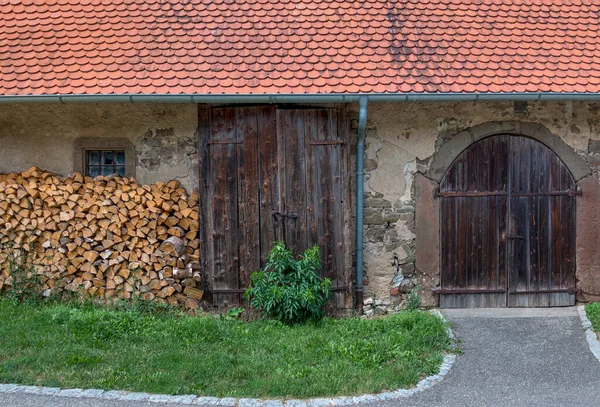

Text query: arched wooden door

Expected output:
[440,135,577,308]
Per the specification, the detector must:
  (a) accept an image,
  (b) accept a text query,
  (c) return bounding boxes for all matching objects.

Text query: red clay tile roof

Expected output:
[1,0,600,96]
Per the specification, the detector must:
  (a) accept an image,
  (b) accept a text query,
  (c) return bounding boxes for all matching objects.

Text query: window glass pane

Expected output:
[88,151,100,165]
[116,166,126,177]
[88,166,100,177]
[102,151,114,165]
[116,151,125,165]
[102,166,115,176]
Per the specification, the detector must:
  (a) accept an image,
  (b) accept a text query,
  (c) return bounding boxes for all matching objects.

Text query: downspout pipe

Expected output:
[355,96,368,309]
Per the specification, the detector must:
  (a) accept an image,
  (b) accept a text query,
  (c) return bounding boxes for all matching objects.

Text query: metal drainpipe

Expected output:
[355,96,368,309]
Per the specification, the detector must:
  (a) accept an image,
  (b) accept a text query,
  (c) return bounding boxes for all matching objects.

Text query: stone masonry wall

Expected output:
[0,103,199,192]
[353,101,600,306]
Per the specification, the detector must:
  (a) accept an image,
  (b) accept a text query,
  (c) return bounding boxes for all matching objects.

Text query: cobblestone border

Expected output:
[577,305,600,362]
[0,311,456,406]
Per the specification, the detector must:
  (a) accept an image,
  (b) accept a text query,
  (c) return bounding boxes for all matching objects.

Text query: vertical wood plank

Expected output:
[236,107,260,289]
[257,106,279,263]
[277,109,309,255]
[197,105,211,297]
[306,109,344,286]
[208,108,240,305]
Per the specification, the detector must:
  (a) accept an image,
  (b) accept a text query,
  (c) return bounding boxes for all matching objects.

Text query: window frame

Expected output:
[85,149,127,177]
[73,138,135,178]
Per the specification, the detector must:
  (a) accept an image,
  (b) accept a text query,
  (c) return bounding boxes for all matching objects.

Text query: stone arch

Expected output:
[415,121,593,307]
[428,121,591,183]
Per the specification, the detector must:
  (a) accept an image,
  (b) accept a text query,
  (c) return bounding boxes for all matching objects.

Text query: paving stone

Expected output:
[192,396,220,405]
[101,390,123,399]
[37,387,61,396]
[0,384,18,392]
[148,394,174,403]
[285,400,308,407]
[351,394,378,404]
[263,400,285,407]
[122,392,151,401]
[80,389,105,398]
[216,397,238,406]
[376,392,395,400]
[10,385,40,394]
[330,397,354,406]
[309,398,331,407]
[171,395,199,404]
[392,389,412,397]
[57,388,84,398]
[238,398,262,407]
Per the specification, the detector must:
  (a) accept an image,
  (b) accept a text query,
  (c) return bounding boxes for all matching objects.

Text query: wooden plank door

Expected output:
[201,106,264,305]
[199,106,350,308]
[440,135,509,308]
[277,108,350,308]
[440,135,576,308]
[507,137,576,307]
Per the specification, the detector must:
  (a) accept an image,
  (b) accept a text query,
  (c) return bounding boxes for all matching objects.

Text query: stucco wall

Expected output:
[354,101,600,305]
[0,103,199,191]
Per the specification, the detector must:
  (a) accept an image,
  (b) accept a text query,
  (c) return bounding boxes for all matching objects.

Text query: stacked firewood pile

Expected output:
[0,167,203,309]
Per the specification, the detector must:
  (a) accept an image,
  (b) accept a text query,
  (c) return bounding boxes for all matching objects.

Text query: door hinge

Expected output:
[272,211,298,220]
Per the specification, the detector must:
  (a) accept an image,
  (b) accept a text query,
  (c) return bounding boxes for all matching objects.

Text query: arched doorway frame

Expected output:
[414,121,592,307]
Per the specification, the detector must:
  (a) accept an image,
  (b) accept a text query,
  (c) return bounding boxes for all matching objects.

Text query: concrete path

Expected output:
[2,307,599,407]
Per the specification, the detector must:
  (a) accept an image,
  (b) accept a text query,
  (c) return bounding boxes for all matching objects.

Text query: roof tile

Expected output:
[1,0,600,96]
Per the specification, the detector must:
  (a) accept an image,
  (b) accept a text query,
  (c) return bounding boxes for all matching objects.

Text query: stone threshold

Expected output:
[0,311,457,407]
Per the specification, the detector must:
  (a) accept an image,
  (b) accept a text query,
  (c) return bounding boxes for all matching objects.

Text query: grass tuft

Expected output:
[586,302,600,332]
[0,299,452,398]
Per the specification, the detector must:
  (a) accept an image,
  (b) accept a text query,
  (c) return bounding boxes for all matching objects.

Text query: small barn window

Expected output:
[85,150,126,177]
[73,138,135,178]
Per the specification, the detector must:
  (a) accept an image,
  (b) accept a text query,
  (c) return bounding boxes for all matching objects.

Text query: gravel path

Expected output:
[2,307,599,407]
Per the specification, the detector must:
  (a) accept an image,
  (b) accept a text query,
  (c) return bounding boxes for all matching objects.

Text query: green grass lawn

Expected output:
[585,303,600,331]
[0,299,452,399]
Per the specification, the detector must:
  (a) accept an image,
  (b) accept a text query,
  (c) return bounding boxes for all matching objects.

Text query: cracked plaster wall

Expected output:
[0,103,199,191]
[353,101,600,305]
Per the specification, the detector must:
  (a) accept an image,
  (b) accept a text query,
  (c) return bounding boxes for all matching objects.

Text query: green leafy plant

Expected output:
[224,307,245,320]
[404,283,421,311]
[245,242,332,324]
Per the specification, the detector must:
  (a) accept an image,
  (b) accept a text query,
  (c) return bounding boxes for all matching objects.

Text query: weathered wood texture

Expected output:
[200,106,351,308]
[440,135,576,308]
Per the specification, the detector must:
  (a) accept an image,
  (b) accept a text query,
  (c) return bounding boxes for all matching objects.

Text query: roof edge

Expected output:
[2,92,600,104]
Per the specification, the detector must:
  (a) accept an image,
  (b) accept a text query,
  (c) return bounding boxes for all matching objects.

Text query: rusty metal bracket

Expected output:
[439,191,508,198]
[308,140,346,145]
[272,211,298,220]
[432,288,507,294]
[207,139,243,144]
[507,235,525,240]
[509,287,577,295]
